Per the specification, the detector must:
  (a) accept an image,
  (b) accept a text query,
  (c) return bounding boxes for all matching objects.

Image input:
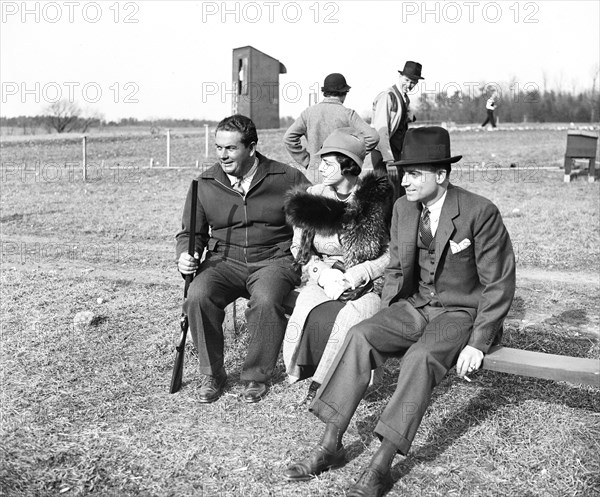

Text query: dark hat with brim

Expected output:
[398,61,424,82]
[321,73,351,93]
[391,127,461,169]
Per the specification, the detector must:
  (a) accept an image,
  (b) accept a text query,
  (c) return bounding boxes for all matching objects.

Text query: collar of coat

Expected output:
[285,173,394,268]
[285,173,393,233]
[200,152,288,184]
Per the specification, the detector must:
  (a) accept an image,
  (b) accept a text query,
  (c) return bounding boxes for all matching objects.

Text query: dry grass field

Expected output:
[1,125,599,496]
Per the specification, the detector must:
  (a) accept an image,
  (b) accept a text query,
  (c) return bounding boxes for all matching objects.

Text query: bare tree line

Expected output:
[2,74,598,135]
[416,85,599,125]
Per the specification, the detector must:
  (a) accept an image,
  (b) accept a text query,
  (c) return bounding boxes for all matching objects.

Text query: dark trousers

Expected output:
[481,110,496,127]
[310,300,473,455]
[371,129,406,200]
[184,255,300,382]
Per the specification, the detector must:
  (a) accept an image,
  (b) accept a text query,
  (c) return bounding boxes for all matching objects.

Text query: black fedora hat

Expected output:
[398,61,424,82]
[321,73,351,93]
[392,127,461,168]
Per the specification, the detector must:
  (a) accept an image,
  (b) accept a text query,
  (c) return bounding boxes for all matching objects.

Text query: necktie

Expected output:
[232,178,244,195]
[404,93,413,123]
[420,208,433,247]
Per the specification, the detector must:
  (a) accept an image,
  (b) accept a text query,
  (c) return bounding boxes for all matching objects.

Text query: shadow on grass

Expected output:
[90,315,109,327]
[389,374,598,487]
[507,295,526,322]
[0,209,63,223]
[504,309,596,357]
[345,349,599,492]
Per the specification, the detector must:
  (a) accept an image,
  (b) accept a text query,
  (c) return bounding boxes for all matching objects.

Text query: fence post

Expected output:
[204,124,209,158]
[82,135,87,181]
[166,129,171,168]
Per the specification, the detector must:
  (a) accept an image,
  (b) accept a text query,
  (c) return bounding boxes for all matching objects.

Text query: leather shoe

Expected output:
[301,381,320,406]
[283,445,346,481]
[347,466,392,497]
[197,369,227,403]
[243,381,268,403]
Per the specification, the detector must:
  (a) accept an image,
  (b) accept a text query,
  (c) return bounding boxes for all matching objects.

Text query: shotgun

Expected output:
[169,179,198,393]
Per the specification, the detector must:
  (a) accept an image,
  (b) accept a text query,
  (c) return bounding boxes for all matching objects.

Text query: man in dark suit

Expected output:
[283,127,516,496]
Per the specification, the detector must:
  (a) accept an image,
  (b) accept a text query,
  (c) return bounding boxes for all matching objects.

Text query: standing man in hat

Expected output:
[284,73,379,183]
[371,61,424,197]
[283,127,516,497]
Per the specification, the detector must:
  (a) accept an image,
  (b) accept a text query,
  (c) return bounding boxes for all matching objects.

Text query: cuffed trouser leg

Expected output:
[310,301,426,432]
[375,310,473,454]
[310,301,474,456]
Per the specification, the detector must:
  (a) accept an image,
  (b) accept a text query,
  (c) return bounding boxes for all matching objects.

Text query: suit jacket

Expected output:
[381,184,516,353]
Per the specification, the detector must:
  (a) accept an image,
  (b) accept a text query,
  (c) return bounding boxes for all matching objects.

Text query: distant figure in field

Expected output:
[284,73,379,183]
[176,114,310,404]
[481,90,498,129]
[371,60,424,198]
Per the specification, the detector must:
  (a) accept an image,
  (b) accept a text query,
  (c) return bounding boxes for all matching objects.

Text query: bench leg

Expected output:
[588,155,597,183]
[563,155,572,183]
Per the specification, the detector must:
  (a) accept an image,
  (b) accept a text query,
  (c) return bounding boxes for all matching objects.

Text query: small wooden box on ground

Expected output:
[563,130,599,183]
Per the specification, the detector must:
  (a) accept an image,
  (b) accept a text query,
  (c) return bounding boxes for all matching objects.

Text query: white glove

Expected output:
[318,268,347,300]
[318,268,344,288]
[322,280,346,300]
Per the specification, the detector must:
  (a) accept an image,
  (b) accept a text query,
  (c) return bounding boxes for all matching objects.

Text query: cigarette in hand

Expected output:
[462,375,472,382]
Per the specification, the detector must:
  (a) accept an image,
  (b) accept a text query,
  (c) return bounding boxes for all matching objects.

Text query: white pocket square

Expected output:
[450,239,472,254]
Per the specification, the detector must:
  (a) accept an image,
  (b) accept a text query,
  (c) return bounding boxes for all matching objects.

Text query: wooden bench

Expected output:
[279,289,599,388]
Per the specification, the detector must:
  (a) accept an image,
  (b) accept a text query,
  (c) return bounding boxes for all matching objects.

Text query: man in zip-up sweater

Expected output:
[177,114,310,404]
[284,73,379,183]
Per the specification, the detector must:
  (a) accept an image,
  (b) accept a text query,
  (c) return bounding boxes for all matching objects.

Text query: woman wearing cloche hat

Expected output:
[282,128,394,404]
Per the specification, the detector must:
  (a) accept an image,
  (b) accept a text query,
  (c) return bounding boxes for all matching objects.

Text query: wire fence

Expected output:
[0,127,296,178]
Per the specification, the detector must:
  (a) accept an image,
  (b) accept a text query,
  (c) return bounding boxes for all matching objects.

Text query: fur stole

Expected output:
[285,173,394,269]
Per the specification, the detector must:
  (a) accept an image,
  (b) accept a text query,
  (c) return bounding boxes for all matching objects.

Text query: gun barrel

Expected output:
[170,179,199,393]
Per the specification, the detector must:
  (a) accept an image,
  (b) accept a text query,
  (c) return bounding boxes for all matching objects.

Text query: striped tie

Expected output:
[232,179,244,195]
[420,208,433,247]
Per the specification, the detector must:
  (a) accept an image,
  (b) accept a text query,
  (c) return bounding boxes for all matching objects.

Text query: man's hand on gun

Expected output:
[178,251,200,275]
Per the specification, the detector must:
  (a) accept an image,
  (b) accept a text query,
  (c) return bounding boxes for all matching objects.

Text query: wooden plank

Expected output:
[282,291,599,387]
[567,129,599,138]
[483,346,599,387]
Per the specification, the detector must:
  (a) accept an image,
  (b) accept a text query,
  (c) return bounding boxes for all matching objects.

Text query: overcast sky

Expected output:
[1,0,599,122]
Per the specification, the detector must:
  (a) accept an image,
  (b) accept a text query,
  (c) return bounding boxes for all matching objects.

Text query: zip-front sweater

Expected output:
[176,152,310,264]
